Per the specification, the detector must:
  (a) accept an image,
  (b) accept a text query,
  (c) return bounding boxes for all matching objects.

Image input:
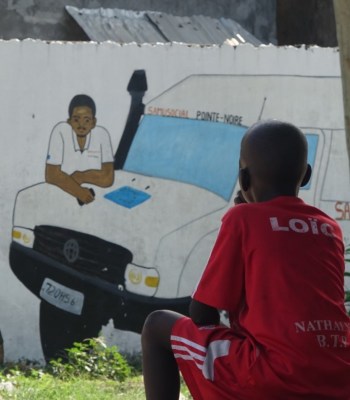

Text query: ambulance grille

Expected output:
[33,225,132,284]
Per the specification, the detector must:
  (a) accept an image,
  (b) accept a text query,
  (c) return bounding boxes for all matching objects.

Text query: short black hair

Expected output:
[68,94,96,117]
[241,119,308,188]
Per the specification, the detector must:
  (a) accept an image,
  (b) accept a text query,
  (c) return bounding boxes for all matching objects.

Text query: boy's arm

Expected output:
[191,206,245,322]
[189,298,220,326]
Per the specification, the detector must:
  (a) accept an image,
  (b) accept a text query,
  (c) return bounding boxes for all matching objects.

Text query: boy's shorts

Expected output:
[170,316,259,400]
[171,317,350,400]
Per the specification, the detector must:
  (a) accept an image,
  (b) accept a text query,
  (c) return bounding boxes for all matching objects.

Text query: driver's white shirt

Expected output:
[46,122,114,175]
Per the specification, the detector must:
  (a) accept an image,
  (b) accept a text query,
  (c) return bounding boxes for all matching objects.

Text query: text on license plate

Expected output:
[40,278,84,315]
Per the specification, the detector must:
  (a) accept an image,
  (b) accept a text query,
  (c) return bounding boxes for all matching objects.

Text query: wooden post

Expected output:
[334,0,350,170]
[0,330,3,364]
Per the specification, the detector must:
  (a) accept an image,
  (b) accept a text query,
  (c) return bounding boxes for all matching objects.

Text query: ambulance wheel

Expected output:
[39,300,102,361]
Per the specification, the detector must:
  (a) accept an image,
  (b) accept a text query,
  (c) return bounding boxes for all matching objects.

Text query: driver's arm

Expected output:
[45,164,95,204]
[70,162,114,187]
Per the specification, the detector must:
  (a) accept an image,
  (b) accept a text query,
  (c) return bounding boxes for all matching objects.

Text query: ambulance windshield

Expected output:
[123,115,246,201]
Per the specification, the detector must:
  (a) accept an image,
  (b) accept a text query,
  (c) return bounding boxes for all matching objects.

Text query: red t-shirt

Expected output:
[193,196,350,398]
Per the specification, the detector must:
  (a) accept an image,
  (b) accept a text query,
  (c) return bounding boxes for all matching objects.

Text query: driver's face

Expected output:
[68,106,96,136]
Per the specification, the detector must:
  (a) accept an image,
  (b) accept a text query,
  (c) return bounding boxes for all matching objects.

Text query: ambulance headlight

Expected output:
[12,227,34,248]
[125,264,159,296]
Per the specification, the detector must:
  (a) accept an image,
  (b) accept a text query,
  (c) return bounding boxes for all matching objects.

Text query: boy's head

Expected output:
[239,119,312,203]
[67,94,97,137]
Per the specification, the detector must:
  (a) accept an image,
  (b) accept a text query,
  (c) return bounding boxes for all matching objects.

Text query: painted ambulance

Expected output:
[9,72,350,356]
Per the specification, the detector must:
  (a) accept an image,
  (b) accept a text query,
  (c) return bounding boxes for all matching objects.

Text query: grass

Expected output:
[0,338,192,400]
[0,374,147,399]
[0,374,192,400]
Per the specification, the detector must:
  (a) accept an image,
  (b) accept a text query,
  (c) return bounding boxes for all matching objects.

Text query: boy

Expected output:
[141,120,350,399]
[45,94,114,204]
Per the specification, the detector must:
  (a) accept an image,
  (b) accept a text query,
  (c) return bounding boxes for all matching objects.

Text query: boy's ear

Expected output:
[239,167,250,192]
[301,164,312,187]
[92,117,97,128]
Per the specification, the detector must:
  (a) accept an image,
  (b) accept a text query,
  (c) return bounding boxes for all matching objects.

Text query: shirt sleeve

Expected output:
[46,123,64,166]
[192,208,245,314]
[99,127,114,164]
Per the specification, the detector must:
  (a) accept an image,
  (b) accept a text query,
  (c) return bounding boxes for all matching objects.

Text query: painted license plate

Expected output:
[40,278,84,315]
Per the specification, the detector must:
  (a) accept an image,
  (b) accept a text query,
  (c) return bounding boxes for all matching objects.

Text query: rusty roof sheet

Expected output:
[65,6,262,46]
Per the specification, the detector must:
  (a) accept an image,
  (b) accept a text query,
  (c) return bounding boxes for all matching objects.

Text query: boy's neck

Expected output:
[254,187,299,203]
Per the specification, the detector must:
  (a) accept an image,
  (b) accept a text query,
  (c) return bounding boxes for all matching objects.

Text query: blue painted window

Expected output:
[123,115,319,199]
[124,115,246,201]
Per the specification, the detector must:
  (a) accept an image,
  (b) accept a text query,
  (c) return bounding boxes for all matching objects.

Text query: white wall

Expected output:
[0,40,345,362]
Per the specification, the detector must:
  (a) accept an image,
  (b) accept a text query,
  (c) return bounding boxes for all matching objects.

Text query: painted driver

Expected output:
[45,94,114,204]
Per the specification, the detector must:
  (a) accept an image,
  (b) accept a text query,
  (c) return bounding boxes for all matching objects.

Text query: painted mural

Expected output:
[0,42,347,362]
[10,70,148,360]
[8,68,350,360]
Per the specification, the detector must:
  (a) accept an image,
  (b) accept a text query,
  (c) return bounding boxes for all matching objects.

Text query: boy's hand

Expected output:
[234,190,247,205]
[189,299,220,326]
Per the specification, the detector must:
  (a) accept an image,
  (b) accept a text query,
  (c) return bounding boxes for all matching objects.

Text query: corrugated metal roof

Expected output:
[65,6,262,46]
